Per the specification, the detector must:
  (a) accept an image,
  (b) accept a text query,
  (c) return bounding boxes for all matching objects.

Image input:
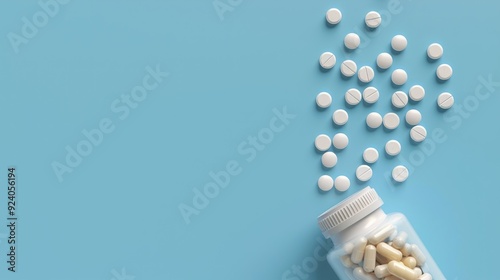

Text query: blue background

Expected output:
[1,0,499,279]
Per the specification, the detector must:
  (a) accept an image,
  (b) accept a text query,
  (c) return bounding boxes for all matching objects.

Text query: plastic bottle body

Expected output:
[317,187,445,280]
[325,211,444,280]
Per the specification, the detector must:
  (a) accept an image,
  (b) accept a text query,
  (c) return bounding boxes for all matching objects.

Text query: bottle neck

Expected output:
[330,208,387,247]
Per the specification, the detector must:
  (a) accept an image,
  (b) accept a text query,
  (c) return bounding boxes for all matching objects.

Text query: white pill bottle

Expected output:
[317,187,445,280]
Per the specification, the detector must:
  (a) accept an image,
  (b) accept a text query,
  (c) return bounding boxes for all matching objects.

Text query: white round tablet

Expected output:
[391,35,407,52]
[332,109,349,126]
[363,147,379,164]
[409,85,425,101]
[437,64,453,80]
[383,113,400,130]
[318,175,334,191]
[315,134,331,151]
[392,165,409,182]
[344,33,361,50]
[321,152,338,168]
[392,91,408,108]
[365,11,381,28]
[391,69,408,86]
[345,88,362,106]
[316,92,332,108]
[335,175,350,192]
[427,43,443,60]
[377,52,393,70]
[366,112,383,129]
[385,140,401,156]
[358,66,375,83]
[363,87,379,104]
[326,8,342,25]
[410,125,427,142]
[437,92,454,109]
[341,60,357,77]
[356,165,373,182]
[405,109,422,126]
[332,133,349,150]
[319,52,336,69]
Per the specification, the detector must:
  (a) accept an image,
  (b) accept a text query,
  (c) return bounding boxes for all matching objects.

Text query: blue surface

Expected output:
[0,0,499,279]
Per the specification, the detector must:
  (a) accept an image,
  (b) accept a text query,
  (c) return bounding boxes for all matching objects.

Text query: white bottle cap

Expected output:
[317,187,383,238]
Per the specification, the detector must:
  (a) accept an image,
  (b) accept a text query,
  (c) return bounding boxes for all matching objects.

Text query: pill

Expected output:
[351,237,368,264]
[333,109,349,126]
[392,91,409,108]
[356,165,373,182]
[333,133,349,150]
[358,66,375,83]
[315,134,331,151]
[427,43,443,59]
[343,242,355,255]
[413,267,423,278]
[391,69,408,86]
[383,113,400,130]
[365,11,381,28]
[363,245,377,272]
[418,273,432,280]
[392,232,408,249]
[366,112,383,128]
[436,64,452,80]
[410,125,427,143]
[341,60,358,77]
[345,33,361,50]
[318,175,334,191]
[345,88,362,106]
[437,92,454,109]
[410,244,426,266]
[363,147,379,164]
[402,257,417,269]
[405,109,422,126]
[384,276,400,280]
[392,165,409,183]
[385,140,401,156]
[389,230,398,241]
[387,261,418,280]
[375,264,390,278]
[376,253,390,265]
[401,243,412,256]
[377,52,393,70]
[376,243,402,261]
[321,152,338,168]
[391,35,407,52]
[335,175,350,192]
[369,224,396,244]
[326,8,342,25]
[316,92,332,108]
[363,87,379,104]
[353,267,378,280]
[409,85,425,102]
[341,255,355,268]
[319,52,337,69]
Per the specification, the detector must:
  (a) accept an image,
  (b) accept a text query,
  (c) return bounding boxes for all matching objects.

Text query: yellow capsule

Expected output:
[400,243,412,256]
[376,253,389,264]
[369,224,396,244]
[402,256,417,269]
[363,245,377,272]
[384,276,400,280]
[376,242,402,261]
[351,237,368,264]
[410,244,427,266]
[387,261,418,280]
[341,255,355,268]
[413,267,423,277]
[392,231,408,249]
[374,264,390,278]
[353,266,378,280]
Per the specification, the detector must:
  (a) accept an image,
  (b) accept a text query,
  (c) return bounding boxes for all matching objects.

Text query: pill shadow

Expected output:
[344,100,359,110]
[436,103,450,113]
[364,125,378,132]
[325,20,340,29]
[390,81,404,89]
[384,153,396,160]
[361,101,376,109]
[318,63,332,74]
[408,136,423,147]
[382,126,397,134]
[339,71,354,81]
[426,52,439,63]
[376,65,389,72]
[313,144,327,156]
[435,75,448,84]
[343,45,356,54]
[390,47,403,56]
[315,102,329,112]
